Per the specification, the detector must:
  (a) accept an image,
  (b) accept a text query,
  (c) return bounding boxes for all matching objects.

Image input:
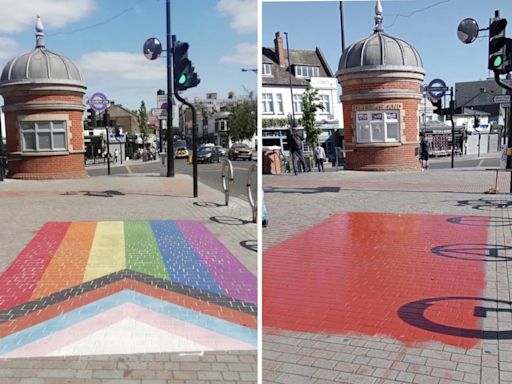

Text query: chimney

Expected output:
[274,32,286,67]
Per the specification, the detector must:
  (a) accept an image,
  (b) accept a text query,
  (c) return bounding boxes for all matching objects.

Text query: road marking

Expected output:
[478,158,485,167]
[126,166,133,174]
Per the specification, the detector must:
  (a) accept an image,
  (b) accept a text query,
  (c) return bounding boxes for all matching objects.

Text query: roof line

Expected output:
[315,47,334,77]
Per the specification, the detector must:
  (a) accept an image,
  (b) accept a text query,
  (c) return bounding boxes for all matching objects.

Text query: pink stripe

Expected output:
[4,303,254,358]
[0,222,70,310]
[176,221,257,304]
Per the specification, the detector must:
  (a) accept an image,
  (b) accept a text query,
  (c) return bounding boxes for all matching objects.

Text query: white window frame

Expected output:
[294,65,320,78]
[355,111,400,143]
[293,94,303,114]
[21,120,68,152]
[319,95,331,114]
[275,93,284,114]
[262,93,274,114]
[262,63,272,76]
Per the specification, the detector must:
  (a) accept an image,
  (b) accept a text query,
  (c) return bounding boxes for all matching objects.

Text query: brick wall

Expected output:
[3,93,87,179]
[340,74,422,171]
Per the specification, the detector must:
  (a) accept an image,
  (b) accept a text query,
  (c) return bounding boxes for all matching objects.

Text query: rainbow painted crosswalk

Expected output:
[0,220,257,357]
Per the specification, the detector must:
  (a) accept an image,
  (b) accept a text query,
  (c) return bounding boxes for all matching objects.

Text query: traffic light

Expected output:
[86,108,96,128]
[488,17,508,72]
[173,40,200,91]
[102,112,110,127]
[433,99,443,115]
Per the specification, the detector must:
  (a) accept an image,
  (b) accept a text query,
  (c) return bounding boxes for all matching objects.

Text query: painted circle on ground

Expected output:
[399,297,512,339]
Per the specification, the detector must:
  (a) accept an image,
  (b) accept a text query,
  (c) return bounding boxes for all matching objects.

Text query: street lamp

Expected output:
[142,0,174,178]
[241,68,257,73]
[284,32,296,127]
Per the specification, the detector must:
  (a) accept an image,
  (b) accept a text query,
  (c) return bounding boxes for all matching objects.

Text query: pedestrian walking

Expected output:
[419,135,429,171]
[114,148,119,164]
[314,143,326,172]
[287,127,308,175]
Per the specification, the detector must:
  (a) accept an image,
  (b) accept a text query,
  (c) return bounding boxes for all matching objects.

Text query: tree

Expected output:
[138,100,150,145]
[302,87,324,149]
[228,100,257,142]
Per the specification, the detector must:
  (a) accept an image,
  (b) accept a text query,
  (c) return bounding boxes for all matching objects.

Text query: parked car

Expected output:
[228,143,253,161]
[197,146,220,163]
[174,139,189,159]
[215,145,226,156]
[175,146,189,159]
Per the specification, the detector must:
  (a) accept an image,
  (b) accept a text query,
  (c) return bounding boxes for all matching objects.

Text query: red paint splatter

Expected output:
[263,212,488,348]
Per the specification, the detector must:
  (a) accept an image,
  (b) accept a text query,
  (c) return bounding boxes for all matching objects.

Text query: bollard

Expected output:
[221,159,234,206]
[247,163,257,223]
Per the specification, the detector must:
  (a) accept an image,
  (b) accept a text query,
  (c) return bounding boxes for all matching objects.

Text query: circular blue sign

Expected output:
[89,92,109,112]
[427,78,447,100]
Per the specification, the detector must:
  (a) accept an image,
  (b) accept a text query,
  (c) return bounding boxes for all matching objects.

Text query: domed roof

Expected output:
[0,17,84,87]
[337,0,424,76]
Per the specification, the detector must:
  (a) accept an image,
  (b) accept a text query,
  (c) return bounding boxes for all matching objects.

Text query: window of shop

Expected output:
[355,111,400,143]
[21,120,68,151]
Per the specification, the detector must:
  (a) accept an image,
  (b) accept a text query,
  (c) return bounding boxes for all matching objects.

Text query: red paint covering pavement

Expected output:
[263,212,488,348]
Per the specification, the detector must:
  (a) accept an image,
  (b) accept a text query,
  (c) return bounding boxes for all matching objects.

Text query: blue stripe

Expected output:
[150,220,222,294]
[0,290,256,355]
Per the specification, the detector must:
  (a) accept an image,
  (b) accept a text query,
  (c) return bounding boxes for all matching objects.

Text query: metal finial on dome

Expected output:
[35,16,45,48]
[374,0,384,32]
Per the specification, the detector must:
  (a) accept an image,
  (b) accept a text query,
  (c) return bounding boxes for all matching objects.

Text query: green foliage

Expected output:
[302,87,324,148]
[262,116,302,128]
[228,100,257,141]
[138,100,149,144]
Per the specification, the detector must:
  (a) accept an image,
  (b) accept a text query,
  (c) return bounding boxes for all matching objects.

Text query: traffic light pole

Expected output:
[174,92,198,198]
[0,117,5,181]
[494,71,512,192]
[105,126,111,176]
[166,1,174,178]
[447,87,456,169]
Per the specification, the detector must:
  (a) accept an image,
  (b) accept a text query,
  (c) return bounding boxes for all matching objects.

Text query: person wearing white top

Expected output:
[314,144,326,172]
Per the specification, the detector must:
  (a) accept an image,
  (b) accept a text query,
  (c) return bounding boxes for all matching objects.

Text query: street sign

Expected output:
[89,92,109,112]
[493,95,511,104]
[427,78,448,100]
[151,108,163,117]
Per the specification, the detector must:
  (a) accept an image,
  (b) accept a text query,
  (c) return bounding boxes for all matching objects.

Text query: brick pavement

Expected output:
[263,166,512,383]
[0,173,257,383]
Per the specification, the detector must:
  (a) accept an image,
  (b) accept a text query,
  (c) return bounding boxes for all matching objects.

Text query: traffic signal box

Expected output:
[173,41,200,91]
[489,17,509,73]
[86,108,96,128]
[433,99,443,115]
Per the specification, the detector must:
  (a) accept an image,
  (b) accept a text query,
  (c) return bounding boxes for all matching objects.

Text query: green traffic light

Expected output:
[178,74,187,85]
[493,55,503,68]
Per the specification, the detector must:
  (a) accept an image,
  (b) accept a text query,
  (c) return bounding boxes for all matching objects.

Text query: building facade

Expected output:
[262,32,343,156]
[0,17,87,179]
[337,0,424,171]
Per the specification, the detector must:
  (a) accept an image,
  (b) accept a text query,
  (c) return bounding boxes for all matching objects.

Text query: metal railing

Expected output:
[246,163,257,223]
[221,158,234,206]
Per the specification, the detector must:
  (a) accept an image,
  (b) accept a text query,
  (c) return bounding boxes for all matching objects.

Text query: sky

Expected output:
[263,0,512,92]
[0,0,257,111]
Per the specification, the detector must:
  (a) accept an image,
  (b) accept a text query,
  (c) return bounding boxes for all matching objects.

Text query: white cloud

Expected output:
[79,51,166,81]
[220,42,257,67]
[216,0,257,34]
[0,38,22,60]
[0,0,97,33]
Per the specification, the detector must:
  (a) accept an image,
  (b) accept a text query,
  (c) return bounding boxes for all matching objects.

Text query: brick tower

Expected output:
[0,16,87,179]
[337,0,425,171]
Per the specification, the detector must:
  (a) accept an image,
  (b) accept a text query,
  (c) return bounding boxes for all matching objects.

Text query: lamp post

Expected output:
[165,0,174,177]
[241,69,257,73]
[284,32,295,127]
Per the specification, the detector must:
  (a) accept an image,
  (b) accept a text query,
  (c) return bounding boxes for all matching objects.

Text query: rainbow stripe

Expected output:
[0,220,256,308]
